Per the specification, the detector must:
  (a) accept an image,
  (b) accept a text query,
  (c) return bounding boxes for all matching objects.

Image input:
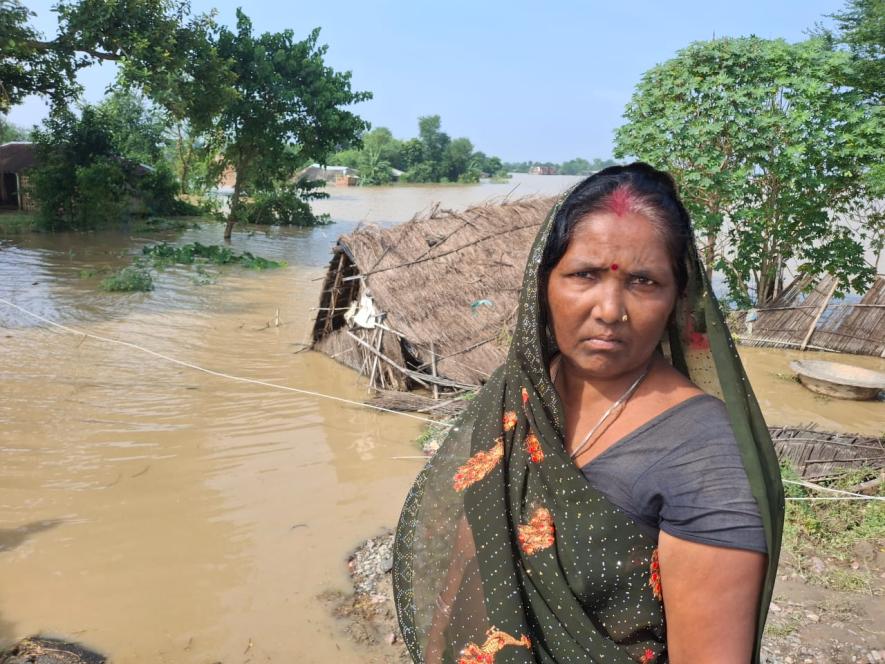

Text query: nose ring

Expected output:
[621,313,629,323]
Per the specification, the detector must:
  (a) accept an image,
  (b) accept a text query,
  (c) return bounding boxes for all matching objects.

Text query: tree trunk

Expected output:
[224,169,242,241]
[704,232,715,282]
[176,126,189,195]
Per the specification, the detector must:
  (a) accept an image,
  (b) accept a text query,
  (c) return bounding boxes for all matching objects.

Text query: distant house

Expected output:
[529,165,557,175]
[0,142,157,214]
[298,164,360,186]
[0,142,37,211]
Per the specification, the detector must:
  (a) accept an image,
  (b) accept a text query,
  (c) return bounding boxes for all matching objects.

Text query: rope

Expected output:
[782,478,885,502]
[786,497,884,501]
[0,297,449,427]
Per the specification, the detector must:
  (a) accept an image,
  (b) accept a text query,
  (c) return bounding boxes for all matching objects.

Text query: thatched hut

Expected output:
[734,273,885,356]
[0,142,37,211]
[311,197,554,391]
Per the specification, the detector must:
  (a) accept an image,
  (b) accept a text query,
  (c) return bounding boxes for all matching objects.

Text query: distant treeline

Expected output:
[502,158,618,175]
[330,115,508,185]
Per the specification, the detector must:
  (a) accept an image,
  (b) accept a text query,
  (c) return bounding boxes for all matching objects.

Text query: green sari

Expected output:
[393,191,784,664]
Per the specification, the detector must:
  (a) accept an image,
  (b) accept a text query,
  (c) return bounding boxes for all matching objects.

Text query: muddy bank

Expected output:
[320,531,409,663]
[331,530,885,664]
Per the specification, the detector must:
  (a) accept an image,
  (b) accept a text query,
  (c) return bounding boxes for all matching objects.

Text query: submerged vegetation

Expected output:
[0,211,40,234]
[92,242,284,293]
[141,242,285,270]
[100,266,154,292]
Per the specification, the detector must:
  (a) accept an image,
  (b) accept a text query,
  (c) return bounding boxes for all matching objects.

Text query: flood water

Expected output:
[0,174,882,662]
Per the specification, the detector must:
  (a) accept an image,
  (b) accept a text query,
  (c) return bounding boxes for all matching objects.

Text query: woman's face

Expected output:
[545,210,678,381]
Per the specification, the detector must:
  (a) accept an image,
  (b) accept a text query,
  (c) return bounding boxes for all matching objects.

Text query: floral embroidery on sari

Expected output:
[517,506,555,555]
[648,548,662,600]
[457,627,532,664]
[503,411,518,431]
[521,386,529,405]
[638,647,656,663]
[453,438,504,492]
[524,430,544,463]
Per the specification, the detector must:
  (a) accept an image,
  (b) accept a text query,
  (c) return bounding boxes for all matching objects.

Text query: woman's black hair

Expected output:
[541,162,693,294]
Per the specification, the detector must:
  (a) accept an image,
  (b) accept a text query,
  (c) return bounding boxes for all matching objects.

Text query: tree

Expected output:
[820,0,883,101]
[0,0,77,114]
[560,158,592,175]
[354,127,401,184]
[96,90,168,167]
[0,118,29,142]
[615,37,880,307]
[209,10,370,238]
[412,115,450,181]
[442,137,474,182]
[31,105,178,229]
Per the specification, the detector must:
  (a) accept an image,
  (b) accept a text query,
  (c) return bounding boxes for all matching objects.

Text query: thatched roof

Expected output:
[0,142,36,173]
[734,273,885,356]
[311,197,554,390]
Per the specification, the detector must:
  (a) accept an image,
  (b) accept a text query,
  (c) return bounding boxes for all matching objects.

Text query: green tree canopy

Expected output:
[615,36,881,307]
[821,0,884,101]
[31,105,178,229]
[209,10,370,236]
[0,0,77,113]
[560,158,592,175]
[329,117,508,184]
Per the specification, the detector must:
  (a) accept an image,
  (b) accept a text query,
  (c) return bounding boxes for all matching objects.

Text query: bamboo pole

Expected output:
[367,328,382,392]
[324,253,346,335]
[799,279,838,351]
[346,330,431,388]
[430,341,439,400]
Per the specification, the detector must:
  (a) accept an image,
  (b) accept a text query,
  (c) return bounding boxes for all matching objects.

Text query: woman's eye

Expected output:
[574,270,600,280]
[630,275,656,286]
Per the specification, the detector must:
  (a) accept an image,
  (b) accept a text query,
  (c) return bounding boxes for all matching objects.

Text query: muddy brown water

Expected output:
[0,174,882,662]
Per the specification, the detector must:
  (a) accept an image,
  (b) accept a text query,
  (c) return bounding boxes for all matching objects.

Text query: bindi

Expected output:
[610,263,619,271]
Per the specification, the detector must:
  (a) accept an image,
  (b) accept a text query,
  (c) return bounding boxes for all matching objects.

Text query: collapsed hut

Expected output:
[311,197,554,392]
[733,274,885,357]
[769,425,885,482]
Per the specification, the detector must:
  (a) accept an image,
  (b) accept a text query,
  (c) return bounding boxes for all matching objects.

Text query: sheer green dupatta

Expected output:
[393,195,784,664]
[671,247,785,661]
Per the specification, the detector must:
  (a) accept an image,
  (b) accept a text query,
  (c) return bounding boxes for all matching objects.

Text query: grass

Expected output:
[781,463,884,592]
[0,210,40,234]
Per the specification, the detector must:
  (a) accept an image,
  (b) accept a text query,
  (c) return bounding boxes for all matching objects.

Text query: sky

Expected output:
[10,0,845,163]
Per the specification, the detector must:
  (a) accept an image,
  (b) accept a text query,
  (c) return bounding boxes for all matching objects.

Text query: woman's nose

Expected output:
[592,280,626,324]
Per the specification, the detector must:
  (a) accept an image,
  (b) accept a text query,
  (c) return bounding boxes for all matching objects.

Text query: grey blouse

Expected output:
[580,394,767,553]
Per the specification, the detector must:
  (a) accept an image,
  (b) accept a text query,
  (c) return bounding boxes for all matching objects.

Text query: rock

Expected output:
[386,632,397,645]
[0,637,106,664]
[770,602,783,613]
[810,557,827,574]
[806,613,821,623]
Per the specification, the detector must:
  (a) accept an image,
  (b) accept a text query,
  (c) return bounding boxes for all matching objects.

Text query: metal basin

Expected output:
[790,360,885,401]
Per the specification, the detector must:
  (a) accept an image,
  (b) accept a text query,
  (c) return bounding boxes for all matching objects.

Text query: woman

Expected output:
[393,163,784,663]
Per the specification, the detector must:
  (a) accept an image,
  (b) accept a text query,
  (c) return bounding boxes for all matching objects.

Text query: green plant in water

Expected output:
[141,242,284,269]
[100,266,154,292]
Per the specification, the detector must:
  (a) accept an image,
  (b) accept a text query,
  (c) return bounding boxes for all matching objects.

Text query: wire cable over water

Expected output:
[1,298,880,502]
[0,297,450,428]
